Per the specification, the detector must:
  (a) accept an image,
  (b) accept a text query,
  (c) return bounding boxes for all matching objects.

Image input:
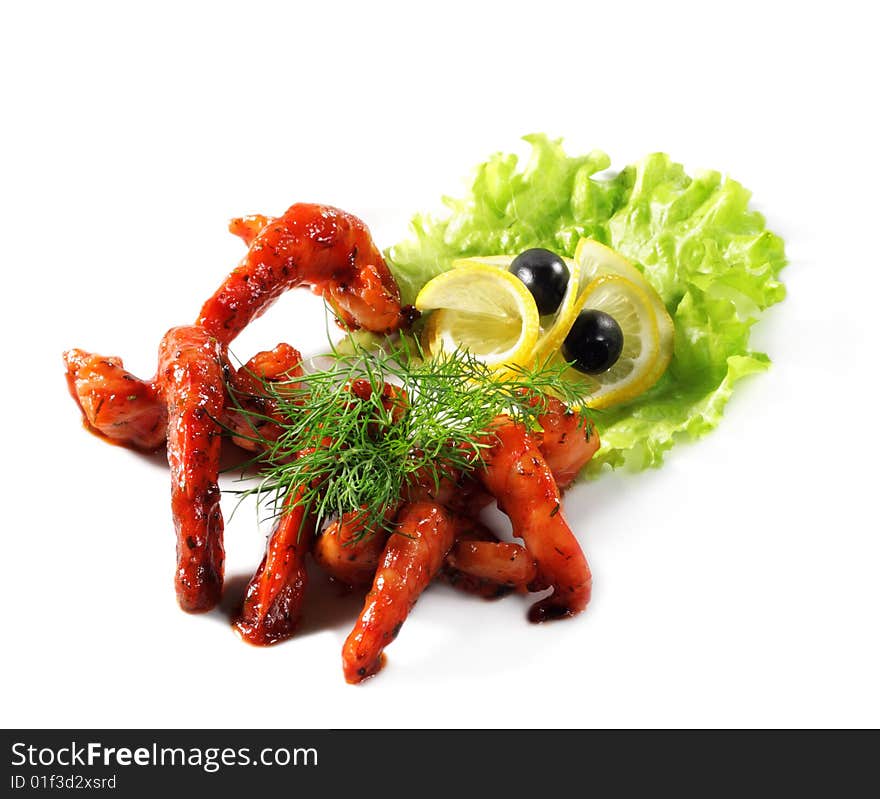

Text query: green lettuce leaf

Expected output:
[387,134,787,472]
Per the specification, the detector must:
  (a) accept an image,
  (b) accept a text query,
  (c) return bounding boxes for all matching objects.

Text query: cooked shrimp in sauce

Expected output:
[62,200,603,683]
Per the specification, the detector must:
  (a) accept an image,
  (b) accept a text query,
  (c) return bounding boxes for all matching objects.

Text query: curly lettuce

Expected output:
[387,134,787,472]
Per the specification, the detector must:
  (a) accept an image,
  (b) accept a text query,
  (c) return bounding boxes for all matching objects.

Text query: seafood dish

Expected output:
[63,138,786,683]
[64,204,599,683]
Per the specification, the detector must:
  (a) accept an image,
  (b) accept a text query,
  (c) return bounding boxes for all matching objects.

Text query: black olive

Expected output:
[562,309,624,374]
[508,248,569,315]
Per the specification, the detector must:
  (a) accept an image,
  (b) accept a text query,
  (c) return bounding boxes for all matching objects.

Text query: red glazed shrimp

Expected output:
[63,342,304,455]
[224,343,303,452]
[342,501,456,683]
[63,349,166,452]
[311,466,457,589]
[476,419,592,622]
[447,539,537,589]
[533,395,600,490]
[234,487,315,645]
[440,514,538,599]
[313,464,461,588]
[312,509,395,587]
[197,203,410,345]
[158,325,226,613]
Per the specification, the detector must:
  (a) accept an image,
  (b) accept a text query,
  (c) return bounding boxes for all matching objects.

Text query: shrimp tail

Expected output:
[228,214,274,247]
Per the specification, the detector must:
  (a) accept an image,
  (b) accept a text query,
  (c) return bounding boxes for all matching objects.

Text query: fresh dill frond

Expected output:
[226,333,593,541]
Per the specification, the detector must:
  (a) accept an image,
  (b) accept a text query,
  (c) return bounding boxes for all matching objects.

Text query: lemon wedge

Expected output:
[574,238,674,389]
[451,254,582,362]
[415,264,540,368]
[553,275,661,409]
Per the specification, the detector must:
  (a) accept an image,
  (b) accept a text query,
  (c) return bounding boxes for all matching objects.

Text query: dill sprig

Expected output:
[227,334,593,540]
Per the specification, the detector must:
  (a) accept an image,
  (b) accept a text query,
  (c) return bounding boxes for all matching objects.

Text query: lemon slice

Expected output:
[451,255,515,270]
[553,275,660,409]
[574,238,674,389]
[415,264,540,368]
[574,238,654,291]
[451,254,581,362]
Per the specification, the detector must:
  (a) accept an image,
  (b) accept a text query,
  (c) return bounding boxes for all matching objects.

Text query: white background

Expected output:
[1,1,878,728]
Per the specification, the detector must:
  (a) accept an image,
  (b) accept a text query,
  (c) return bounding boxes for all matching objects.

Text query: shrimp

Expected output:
[447,540,537,589]
[533,395,600,490]
[158,325,226,613]
[322,468,492,598]
[440,514,537,599]
[312,509,395,587]
[234,487,315,645]
[342,501,456,683]
[476,419,592,622]
[224,343,303,452]
[63,342,303,456]
[197,203,411,345]
[312,463,457,588]
[63,349,166,452]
